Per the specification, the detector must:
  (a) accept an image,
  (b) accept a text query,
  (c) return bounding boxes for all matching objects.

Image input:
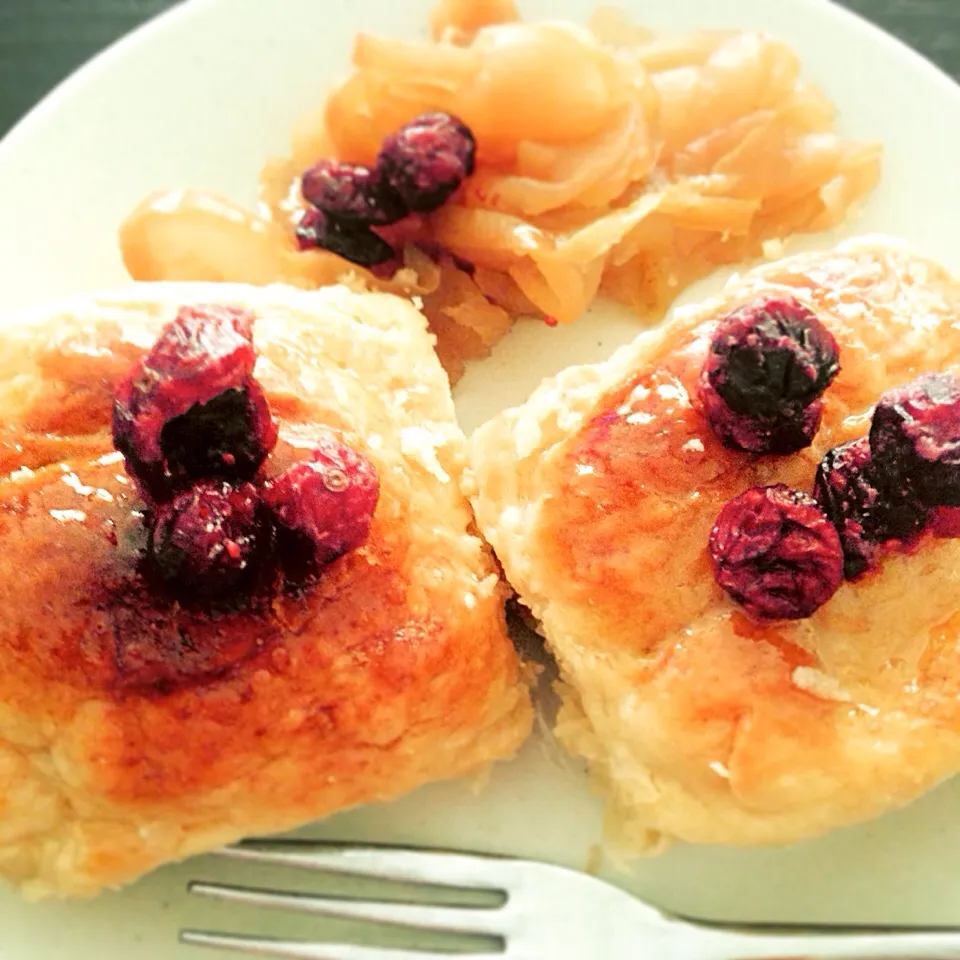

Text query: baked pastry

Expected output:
[469,236,960,848]
[0,282,531,899]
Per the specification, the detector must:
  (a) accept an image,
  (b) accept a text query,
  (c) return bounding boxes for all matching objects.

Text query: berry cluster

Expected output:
[296,112,476,267]
[700,296,960,619]
[112,305,379,601]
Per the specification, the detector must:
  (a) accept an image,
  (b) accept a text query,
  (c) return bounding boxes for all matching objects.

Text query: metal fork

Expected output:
[181,839,960,959]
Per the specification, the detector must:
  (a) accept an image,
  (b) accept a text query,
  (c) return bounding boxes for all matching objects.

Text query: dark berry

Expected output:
[697,295,839,454]
[295,208,395,267]
[147,480,268,597]
[709,484,844,620]
[377,112,476,213]
[262,433,379,576]
[869,372,960,506]
[813,436,927,579]
[704,296,840,415]
[112,305,278,503]
[699,387,824,455]
[301,159,407,226]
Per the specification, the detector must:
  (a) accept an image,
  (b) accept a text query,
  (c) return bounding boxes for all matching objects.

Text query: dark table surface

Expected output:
[1,0,959,138]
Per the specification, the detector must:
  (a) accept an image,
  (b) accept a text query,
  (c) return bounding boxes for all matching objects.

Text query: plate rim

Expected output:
[5,0,960,953]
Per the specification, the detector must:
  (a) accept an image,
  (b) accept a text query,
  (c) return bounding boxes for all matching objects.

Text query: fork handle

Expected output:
[695,928,960,959]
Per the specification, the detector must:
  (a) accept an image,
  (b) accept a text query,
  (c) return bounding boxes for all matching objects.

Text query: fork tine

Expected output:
[189,881,507,937]
[179,930,504,959]
[217,840,511,891]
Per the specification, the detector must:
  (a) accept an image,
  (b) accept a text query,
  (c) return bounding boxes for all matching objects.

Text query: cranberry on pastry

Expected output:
[469,237,960,849]
[0,283,531,898]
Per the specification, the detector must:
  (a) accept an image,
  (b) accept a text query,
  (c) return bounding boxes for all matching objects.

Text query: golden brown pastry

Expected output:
[0,282,531,899]
[469,236,960,849]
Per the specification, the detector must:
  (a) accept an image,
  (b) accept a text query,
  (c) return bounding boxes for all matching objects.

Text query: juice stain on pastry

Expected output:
[0,285,532,899]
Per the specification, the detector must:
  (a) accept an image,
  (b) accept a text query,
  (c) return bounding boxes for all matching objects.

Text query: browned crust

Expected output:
[0,283,531,897]
[470,238,960,847]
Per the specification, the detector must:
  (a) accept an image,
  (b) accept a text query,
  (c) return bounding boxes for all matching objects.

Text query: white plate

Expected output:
[2,0,960,956]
